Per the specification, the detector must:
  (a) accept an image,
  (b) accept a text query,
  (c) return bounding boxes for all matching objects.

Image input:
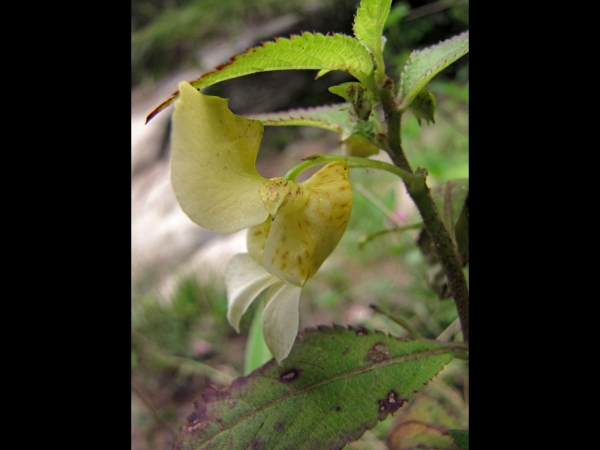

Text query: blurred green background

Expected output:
[131,1,468,449]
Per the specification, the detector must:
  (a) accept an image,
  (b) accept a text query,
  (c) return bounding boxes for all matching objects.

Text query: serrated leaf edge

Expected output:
[175,324,452,449]
[146,32,372,123]
[399,31,469,109]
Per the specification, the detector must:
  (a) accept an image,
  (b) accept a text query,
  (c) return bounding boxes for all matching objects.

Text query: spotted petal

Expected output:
[263,162,353,286]
[262,282,302,363]
[225,253,279,332]
[171,82,269,234]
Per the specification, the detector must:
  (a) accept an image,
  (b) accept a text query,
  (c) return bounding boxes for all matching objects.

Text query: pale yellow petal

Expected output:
[225,253,279,332]
[261,282,302,363]
[171,82,269,234]
[246,217,272,266]
[260,178,309,217]
[263,162,353,286]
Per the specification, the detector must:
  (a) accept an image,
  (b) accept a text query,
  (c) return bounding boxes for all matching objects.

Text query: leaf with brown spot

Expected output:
[386,392,467,450]
[173,325,454,449]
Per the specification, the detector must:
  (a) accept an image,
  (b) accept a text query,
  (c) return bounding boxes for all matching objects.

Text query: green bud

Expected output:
[409,88,436,126]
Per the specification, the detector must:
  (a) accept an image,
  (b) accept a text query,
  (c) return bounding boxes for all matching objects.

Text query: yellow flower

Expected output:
[171,82,353,361]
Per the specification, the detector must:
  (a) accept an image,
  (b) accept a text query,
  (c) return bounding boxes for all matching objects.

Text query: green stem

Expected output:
[377,78,412,172]
[378,78,470,342]
[369,304,424,339]
[369,304,469,355]
[283,154,413,184]
[408,169,469,341]
[359,223,423,249]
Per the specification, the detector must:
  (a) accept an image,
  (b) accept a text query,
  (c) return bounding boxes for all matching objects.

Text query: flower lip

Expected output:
[262,161,353,287]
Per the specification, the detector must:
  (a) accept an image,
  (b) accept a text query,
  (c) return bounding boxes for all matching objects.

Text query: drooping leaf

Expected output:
[174,325,454,450]
[353,0,392,81]
[147,32,375,123]
[447,429,469,450]
[386,392,467,450]
[400,31,469,110]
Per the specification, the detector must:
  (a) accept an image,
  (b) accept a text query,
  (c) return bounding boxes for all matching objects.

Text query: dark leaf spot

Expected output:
[377,390,406,417]
[355,326,368,336]
[280,368,301,382]
[186,411,200,426]
[365,342,390,363]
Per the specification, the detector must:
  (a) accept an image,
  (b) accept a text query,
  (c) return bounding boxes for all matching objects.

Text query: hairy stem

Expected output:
[369,303,424,339]
[379,78,469,342]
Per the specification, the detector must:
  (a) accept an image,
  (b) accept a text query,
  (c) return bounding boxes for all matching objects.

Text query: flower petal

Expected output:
[171,82,269,234]
[260,178,309,217]
[225,253,279,332]
[263,162,353,286]
[261,282,302,362]
[246,217,272,266]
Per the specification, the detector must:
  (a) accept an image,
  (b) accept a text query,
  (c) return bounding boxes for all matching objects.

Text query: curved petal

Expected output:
[263,162,353,286]
[171,82,269,234]
[261,282,302,363]
[225,253,279,332]
[246,217,272,266]
[260,178,309,217]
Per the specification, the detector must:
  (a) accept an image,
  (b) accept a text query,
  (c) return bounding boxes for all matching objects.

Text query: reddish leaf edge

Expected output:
[245,103,349,119]
[173,323,453,450]
[145,31,355,124]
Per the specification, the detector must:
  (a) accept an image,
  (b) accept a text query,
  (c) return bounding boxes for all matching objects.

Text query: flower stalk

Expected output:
[284,154,413,184]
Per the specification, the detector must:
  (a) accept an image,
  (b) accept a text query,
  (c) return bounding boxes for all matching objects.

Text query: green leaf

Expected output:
[353,0,392,82]
[146,33,375,123]
[448,429,469,450]
[386,392,467,449]
[329,82,373,121]
[243,301,272,376]
[174,325,454,449]
[247,104,382,157]
[400,31,469,110]
[247,103,352,134]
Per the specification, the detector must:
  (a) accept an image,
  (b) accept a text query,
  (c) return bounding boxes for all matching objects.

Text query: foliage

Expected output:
[135,0,469,448]
[174,326,453,449]
[131,0,336,86]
